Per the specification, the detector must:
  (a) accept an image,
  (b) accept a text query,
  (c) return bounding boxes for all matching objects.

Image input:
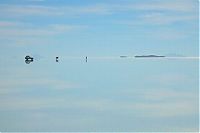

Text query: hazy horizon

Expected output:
[0,0,199,132]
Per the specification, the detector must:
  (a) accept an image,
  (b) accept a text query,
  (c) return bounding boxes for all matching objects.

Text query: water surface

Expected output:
[0,57,198,132]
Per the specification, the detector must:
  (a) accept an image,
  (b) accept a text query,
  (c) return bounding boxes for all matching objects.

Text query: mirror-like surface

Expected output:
[0,0,198,132]
[0,57,198,132]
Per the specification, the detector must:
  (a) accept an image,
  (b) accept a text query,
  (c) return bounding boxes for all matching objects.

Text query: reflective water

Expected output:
[0,57,199,132]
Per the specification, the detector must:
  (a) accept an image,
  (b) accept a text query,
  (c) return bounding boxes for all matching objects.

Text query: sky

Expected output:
[0,0,198,57]
[0,0,199,132]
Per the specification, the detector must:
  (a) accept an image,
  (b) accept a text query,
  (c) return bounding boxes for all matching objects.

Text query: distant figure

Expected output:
[25,55,33,64]
[56,57,59,62]
[86,56,88,63]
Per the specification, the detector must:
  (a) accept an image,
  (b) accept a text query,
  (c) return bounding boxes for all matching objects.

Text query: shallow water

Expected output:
[0,57,199,131]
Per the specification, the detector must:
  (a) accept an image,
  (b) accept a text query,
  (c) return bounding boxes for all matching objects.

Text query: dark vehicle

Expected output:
[25,55,33,64]
[25,55,34,61]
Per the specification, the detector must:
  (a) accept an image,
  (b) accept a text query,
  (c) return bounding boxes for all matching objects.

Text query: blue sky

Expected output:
[0,0,199,132]
[0,0,198,57]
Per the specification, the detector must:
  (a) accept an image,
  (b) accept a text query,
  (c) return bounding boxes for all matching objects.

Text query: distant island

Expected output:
[135,55,165,58]
[120,56,128,58]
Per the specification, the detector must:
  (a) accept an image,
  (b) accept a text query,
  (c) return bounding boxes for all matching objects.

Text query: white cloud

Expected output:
[0,4,62,17]
[116,11,197,26]
[0,4,112,17]
[150,73,193,85]
[0,0,197,31]
[115,87,198,117]
[131,100,197,117]
[115,0,197,26]
[0,91,197,118]
[0,0,197,17]
[0,68,197,117]
[0,78,79,94]
[0,28,55,37]
[141,88,197,102]
[0,72,197,118]
[0,21,87,38]
[49,24,88,32]
[0,21,22,27]
[130,0,197,12]
[139,12,196,25]
[64,4,113,15]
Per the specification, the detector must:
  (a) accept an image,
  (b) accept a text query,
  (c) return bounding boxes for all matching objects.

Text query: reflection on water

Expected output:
[0,57,199,132]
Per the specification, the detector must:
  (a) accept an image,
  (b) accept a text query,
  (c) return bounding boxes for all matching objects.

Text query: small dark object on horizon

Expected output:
[25,55,33,64]
[135,55,165,58]
[120,56,128,58]
[25,55,34,61]
[56,57,59,62]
